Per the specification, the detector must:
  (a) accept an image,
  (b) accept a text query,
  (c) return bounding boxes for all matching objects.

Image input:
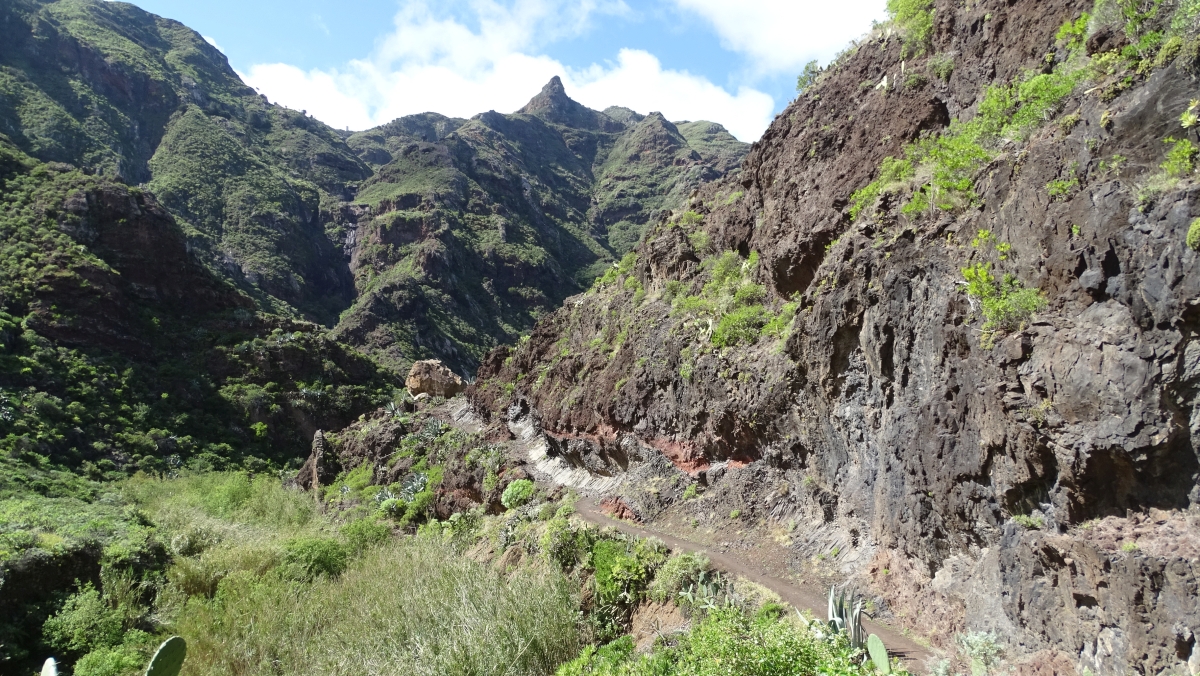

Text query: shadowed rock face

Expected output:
[471,0,1200,672]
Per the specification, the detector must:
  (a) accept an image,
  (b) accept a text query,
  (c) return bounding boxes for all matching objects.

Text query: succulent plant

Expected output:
[827,586,867,650]
[41,658,57,676]
[146,636,187,676]
[868,633,891,674]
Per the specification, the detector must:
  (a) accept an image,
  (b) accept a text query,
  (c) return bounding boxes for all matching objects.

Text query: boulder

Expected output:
[405,359,465,398]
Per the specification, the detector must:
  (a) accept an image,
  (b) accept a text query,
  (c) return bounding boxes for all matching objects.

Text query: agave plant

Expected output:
[825,586,867,650]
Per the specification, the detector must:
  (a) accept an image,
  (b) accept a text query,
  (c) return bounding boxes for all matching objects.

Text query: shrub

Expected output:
[1012,514,1044,529]
[342,517,392,555]
[929,53,955,80]
[712,305,769,348]
[761,302,797,340]
[887,0,935,57]
[1187,218,1200,251]
[1162,136,1198,177]
[74,638,148,676]
[1046,178,1079,200]
[403,490,435,523]
[850,156,915,221]
[591,538,668,639]
[796,60,822,92]
[282,536,349,579]
[956,632,1003,676]
[539,517,591,570]
[501,479,536,510]
[667,606,879,676]
[1056,13,1091,52]
[556,636,635,676]
[42,583,124,655]
[681,484,698,501]
[962,263,1047,344]
[647,551,710,603]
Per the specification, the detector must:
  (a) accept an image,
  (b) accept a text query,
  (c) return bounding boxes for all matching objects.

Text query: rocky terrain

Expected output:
[469,0,1200,673]
[5,0,1200,673]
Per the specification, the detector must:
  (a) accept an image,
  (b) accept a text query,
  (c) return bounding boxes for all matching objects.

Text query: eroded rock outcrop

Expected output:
[406,359,466,398]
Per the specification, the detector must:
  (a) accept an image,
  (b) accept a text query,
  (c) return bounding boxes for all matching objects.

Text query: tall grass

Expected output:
[176,536,582,676]
[117,473,582,675]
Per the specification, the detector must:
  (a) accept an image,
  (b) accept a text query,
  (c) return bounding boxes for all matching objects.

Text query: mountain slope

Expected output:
[0,1,749,374]
[0,0,368,324]
[332,77,748,375]
[470,1,1200,673]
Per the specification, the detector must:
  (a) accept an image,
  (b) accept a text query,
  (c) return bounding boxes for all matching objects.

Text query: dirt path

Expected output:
[434,399,934,670]
[575,497,935,671]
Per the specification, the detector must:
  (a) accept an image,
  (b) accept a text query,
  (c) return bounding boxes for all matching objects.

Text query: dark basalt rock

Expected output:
[470,0,1200,673]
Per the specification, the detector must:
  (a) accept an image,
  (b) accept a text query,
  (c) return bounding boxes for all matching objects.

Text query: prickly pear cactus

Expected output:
[868,633,891,674]
[41,658,58,676]
[146,636,187,676]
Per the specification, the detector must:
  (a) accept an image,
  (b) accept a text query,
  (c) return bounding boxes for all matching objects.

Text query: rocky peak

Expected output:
[517,76,624,132]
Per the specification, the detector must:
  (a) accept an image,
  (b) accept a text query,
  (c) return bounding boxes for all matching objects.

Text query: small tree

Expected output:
[796,60,821,93]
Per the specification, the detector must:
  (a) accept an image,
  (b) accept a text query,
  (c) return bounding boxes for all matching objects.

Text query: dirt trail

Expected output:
[575,497,935,671]
[434,399,934,670]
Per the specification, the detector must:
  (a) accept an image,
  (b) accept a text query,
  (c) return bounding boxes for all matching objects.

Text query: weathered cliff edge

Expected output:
[469,0,1200,673]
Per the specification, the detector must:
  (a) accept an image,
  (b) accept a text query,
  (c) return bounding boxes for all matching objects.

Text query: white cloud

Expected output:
[240,0,776,141]
[202,35,224,53]
[670,0,888,74]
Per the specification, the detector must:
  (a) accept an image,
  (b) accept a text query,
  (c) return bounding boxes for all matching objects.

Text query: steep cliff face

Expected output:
[471,0,1200,673]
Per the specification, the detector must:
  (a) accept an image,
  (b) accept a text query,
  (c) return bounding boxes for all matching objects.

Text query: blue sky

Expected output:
[124,0,888,142]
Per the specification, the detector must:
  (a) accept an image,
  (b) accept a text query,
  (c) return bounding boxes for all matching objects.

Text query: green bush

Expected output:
[561,605,900,676]
[1056,12,1091,52]
[761,302,798,340]
[501,479,536,510]
[1187,218,1200,250]
[712,305,769,348]
[1162,137,1198,177]
[887,0,935,57]
[342,517,392,555]
[929,53,955,80]
[796,60,822,92]
[555,636,635,676]
[539,517,592,570]
[1046,178,1079,200]
[403,490,435,524]
[647,552,710,604]
[282,536,349,579]
[42,584,124,655]
[1012,514,1045,529]
[962,263,1047,343]
[74,637,149,676]
[852,63,1084,223]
